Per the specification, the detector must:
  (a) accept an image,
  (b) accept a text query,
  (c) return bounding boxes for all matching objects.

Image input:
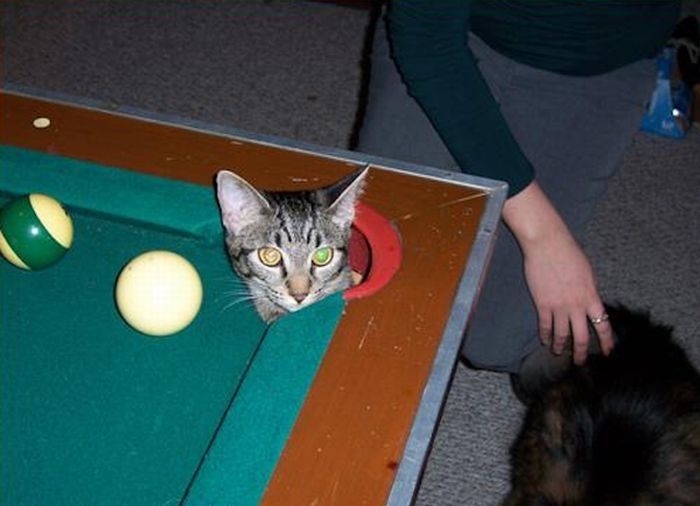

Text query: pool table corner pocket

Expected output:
[346,202,401,301]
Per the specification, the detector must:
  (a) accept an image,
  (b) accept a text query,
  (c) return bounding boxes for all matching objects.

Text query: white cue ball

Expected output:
[116,250,203,336]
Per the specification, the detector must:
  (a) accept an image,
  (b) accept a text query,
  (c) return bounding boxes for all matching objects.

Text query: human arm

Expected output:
[388,0,613,363]
[387,0,533,196]
[502,182,614,364]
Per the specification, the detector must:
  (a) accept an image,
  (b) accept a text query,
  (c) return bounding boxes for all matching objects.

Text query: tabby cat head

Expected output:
[216,167,368,322]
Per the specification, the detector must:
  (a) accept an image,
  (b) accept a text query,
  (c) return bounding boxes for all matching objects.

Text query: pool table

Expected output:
[0,87,506,505]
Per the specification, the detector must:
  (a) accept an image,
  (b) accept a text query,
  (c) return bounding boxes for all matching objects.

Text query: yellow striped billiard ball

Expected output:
[0,194,74,270]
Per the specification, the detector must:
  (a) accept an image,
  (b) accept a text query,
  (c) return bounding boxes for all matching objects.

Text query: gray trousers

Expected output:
[356,20,658,373]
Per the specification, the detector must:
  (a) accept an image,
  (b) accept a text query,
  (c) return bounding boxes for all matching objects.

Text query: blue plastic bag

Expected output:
[640,47,693,139]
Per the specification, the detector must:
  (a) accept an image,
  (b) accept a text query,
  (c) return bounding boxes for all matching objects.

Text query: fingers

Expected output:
[597,325,615,355]
[538,310,553,346]
[539,313,592,365]
[588,305,615,356]
[539,308,584,358]
[538,303,615,366]
[570,312,591,365]
[552,308,570,356]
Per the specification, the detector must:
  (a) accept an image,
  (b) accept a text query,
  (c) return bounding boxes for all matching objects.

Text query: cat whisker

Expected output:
[213,282,248,291]
[222,280,248,288]
[217,295,253,305]
[217,293,255,304]
[219,290,253,298]
[220,300,253,314]
[218,294,268,315]
[211,274,248,283]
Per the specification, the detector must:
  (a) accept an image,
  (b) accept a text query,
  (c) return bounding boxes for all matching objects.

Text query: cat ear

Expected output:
[216,170,271,236]
[325,165,369,228]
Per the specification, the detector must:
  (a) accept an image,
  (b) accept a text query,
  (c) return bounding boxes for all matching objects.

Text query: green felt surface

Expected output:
[0,145,223,243]
[0,147,345,505]
[184,293,345,506]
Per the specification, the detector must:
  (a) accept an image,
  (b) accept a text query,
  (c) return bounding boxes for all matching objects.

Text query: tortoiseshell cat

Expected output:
[506,305,700,505]
[215,167,367,322]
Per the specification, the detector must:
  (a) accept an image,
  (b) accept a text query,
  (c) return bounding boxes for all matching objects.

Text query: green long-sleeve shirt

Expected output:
[388,0,679,196]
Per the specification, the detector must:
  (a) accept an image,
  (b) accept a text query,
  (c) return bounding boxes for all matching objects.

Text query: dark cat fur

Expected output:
[506,305,700,506]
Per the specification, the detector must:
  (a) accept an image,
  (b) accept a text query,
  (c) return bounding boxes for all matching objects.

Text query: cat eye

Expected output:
[312,247,333,267]
[258,247,282,267]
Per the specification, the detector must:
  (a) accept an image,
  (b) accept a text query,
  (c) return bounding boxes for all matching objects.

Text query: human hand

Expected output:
[502,182,614,365]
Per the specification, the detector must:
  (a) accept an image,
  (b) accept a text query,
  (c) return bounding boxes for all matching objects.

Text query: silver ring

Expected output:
[590,313,609,325]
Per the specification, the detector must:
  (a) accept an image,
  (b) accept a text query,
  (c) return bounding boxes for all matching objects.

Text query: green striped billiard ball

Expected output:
[0,194,74,270]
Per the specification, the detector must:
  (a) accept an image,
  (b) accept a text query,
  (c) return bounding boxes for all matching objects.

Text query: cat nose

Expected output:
[287,275,310,304]
[291,292,308,304]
